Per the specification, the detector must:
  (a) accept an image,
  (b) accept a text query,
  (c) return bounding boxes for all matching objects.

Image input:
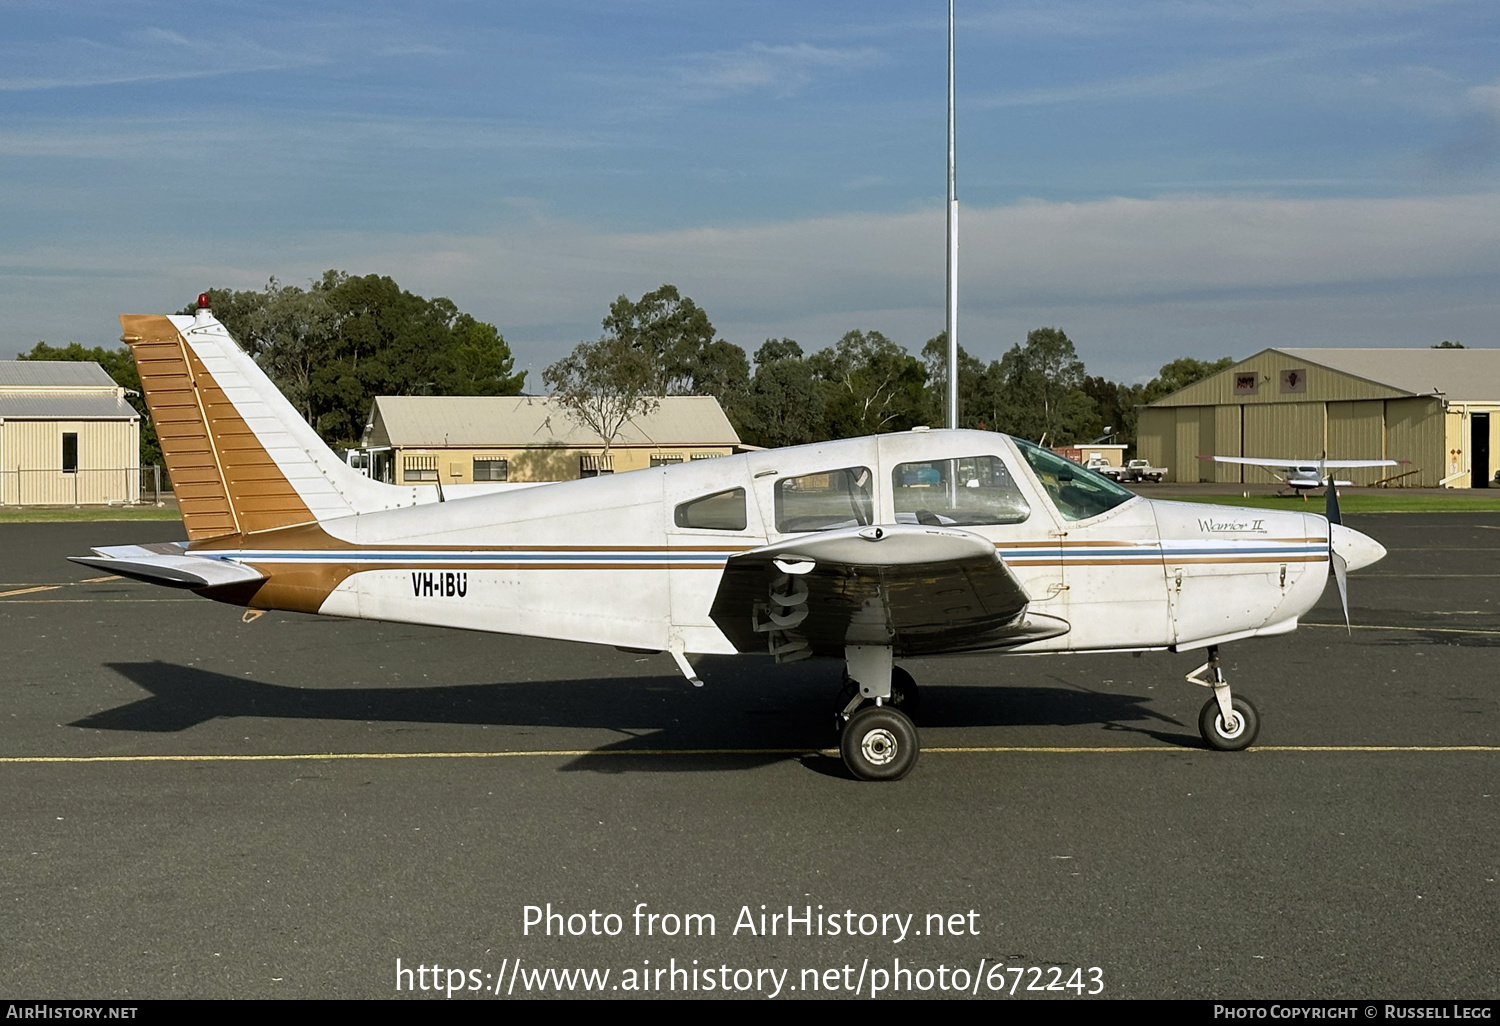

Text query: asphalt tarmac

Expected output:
[1,516,1496,1000]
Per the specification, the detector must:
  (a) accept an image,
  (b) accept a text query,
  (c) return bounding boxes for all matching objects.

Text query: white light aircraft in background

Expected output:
[1199,455,1404,496]
[72,302,1387,780]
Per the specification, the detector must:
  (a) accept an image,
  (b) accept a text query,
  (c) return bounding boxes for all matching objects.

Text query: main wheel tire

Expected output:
[1199,695,1259,751]
[840,705,919,781]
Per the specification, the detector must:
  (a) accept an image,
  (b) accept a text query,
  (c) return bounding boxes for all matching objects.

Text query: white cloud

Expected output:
[0,25,326,91]
[4,192,1499,382]
[1467,77,1500,118]
[677,42,882,100]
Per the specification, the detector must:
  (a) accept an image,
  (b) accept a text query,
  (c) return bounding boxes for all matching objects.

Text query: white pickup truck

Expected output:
[1084,458,1127,481]
[1120,459,1166,483]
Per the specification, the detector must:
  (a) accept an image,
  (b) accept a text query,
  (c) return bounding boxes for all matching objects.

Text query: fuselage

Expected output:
[188,429,1377,659]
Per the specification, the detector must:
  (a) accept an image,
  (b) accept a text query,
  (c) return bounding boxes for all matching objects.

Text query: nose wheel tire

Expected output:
[840,705,919,781]
[1199,695,1259,751]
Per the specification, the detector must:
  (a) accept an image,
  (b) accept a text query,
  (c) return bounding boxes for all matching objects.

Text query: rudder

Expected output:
[120,308,419,541]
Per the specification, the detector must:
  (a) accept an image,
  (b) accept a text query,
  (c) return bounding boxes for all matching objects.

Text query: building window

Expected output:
[650,453,684,467]
[580,454,614,478]
[62,433,78,474]
[473,458,509,482]
[690,452,724,460]
[403,454,438,482]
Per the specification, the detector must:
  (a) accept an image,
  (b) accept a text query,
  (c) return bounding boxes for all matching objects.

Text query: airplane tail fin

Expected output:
[120,306,421,541]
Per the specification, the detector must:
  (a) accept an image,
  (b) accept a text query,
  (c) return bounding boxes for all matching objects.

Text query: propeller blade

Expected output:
[1332,549,1350,632]
[1328,478,1348,631]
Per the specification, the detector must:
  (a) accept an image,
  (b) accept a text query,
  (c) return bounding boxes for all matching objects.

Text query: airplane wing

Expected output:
[709,524,1069,659]
[1197,455,1399,469]
[69,543,267,590]
[1198,456,1300,470]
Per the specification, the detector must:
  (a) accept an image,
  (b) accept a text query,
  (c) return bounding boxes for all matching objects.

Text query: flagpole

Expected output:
[945,0,959,430]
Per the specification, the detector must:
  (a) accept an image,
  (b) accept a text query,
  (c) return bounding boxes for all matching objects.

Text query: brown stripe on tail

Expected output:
[120,315,314,541]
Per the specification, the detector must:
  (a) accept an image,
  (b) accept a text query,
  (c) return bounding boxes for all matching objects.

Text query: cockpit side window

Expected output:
[774,467,874,533]
[1013,438,1135,522]
[674,488,748,531]
[891,456,1030,526]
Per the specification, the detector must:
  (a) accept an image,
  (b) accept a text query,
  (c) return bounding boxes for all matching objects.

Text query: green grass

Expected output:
[1170,493,1500,513]
[0,507,183,523]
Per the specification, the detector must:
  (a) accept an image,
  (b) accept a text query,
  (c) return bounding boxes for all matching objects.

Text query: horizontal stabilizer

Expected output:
[69,543,267,590]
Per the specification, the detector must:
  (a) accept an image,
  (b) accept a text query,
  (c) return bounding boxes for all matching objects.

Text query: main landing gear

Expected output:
[1185,645,1260,751]
[835,646,920,781]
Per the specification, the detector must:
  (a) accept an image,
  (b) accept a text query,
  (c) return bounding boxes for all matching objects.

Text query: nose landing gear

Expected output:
[1186,645,1260,751]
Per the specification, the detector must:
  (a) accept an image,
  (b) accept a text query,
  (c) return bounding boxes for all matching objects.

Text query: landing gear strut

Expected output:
[1186,645,1260,751]
[835,645,920,781]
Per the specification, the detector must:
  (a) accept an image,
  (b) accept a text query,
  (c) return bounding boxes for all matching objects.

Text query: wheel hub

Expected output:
[860,728,899,766]
[1216,713,1244,739]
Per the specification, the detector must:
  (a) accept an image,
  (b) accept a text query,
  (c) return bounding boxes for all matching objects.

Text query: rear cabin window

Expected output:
[774,467,874,533]
[674,488,748,531]
[1013,438,1134,522]
[891,455,1030,526]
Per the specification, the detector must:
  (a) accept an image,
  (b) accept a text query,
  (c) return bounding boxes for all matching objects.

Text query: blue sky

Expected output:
[2,1,1498,383]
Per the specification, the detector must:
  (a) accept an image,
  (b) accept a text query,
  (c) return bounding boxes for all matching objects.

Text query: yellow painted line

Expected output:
[1250,746,1500,752]
[0,745,1495,766]
[0,578,126,587]
[0,598,198,603]
[1305,622,1500,636]
[929,745,1500,753]
[0,749,818,765]
[0,585,60,598]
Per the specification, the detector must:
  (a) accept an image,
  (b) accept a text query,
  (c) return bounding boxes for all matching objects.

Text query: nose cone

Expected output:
[1330,522,1386,572]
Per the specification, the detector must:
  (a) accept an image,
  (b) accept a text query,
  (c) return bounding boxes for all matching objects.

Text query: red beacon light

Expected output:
[197,292,211,309]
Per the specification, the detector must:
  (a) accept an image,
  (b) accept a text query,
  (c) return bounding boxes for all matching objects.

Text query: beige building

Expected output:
[1138,348,1500,487]
[0,361,140,505]
[357,395,741,484]
[1052,443,1127,469]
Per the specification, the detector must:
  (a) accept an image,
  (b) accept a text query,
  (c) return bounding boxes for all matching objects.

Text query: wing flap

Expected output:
[710,524,1069,658]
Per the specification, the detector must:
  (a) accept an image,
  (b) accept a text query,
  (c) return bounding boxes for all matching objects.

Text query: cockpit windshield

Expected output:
[1012,438,1136,522]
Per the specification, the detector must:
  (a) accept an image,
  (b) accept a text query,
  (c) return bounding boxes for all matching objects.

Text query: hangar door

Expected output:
[1474,413,1490,489]
[1327,401,1387,485]
[1242,404,1325,484]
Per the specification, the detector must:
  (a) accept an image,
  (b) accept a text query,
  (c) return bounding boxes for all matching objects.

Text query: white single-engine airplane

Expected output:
[1198,455,1404,496]
[73,302,1387,780]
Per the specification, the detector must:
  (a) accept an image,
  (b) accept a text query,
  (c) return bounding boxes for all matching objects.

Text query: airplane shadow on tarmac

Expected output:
[76,660,1196,775]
